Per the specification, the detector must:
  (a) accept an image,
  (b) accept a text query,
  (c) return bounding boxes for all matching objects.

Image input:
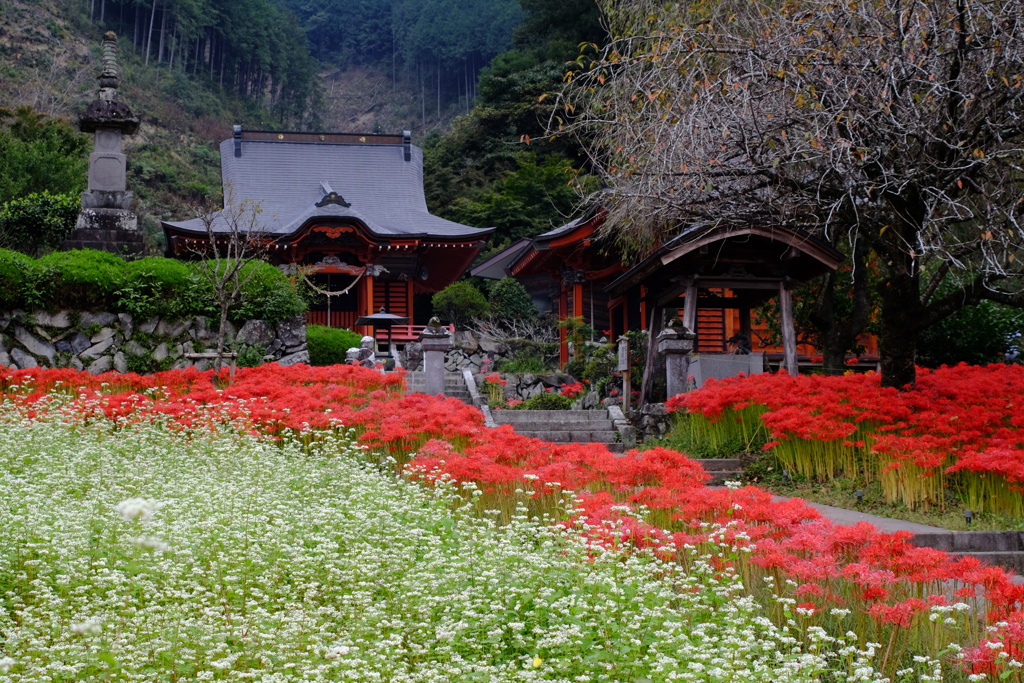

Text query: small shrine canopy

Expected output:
[163,128,493,336]
[608,221,843,385]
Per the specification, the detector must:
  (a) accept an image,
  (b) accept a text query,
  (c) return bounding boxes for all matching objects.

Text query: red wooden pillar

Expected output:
[357,270,375,337]
[639,286,648,331]
[558,284,569,366]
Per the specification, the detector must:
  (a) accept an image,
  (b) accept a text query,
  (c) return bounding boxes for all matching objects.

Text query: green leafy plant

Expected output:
[0,191,79,257]
[236,344,268,368]
[230,261,306,324]
[307,325,364,366]
[487,277,537,325]
[432,281,489,329]
[512,391,573,410]
[496,356,548,373]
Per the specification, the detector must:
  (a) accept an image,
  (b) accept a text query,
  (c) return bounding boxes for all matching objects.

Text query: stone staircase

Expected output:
[492,409,626,453]
[404,370,475,405]
[910,531,1024,574]
[693,458,745,485]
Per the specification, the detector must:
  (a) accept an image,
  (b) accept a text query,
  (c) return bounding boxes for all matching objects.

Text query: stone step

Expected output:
[951,552,1024,574]
[497,416,615,429]
[692,458,743,471]
[513,428,620,441]
[493,409,612,423]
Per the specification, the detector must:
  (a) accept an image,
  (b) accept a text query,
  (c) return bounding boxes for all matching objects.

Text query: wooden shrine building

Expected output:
[163,127,493,339]
[477,214,845,384]
[471,209,634,365]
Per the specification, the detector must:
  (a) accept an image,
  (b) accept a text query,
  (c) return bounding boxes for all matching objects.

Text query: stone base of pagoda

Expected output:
[62,208,145,257]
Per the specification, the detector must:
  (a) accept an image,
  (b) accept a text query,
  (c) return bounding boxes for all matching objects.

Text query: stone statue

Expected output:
[357,336,376,368]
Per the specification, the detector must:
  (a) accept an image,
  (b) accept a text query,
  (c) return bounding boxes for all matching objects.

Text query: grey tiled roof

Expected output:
[164,137,492,239]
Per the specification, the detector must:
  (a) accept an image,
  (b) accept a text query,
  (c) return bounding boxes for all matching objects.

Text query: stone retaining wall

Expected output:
[403,331,515,373]
[476,371,575,403]
[0,311,309,373]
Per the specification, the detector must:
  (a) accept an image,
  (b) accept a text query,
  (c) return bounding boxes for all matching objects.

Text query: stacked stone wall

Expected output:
[0,311,308,373]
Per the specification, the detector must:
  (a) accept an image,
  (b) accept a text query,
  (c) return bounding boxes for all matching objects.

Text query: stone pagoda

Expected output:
[62,32,145,255]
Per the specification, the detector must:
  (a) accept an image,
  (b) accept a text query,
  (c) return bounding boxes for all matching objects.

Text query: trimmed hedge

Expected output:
[0,248,305,323]
[307,325,364,366]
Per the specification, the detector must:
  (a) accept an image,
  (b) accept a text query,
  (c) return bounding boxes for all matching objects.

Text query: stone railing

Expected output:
[0,311,308,373]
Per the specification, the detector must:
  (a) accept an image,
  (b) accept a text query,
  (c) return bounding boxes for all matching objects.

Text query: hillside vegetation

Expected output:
[0,0,606,258]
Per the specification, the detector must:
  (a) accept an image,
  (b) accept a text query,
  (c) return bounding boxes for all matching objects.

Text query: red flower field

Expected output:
[3,362,1023,678]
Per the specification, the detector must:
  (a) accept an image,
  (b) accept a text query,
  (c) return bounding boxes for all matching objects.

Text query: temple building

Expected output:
[163,127,493,338]
[475,212,878,386]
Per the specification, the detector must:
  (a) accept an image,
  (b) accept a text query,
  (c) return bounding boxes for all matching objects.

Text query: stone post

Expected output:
[62,32,144,256]
[657,320,696,400]
[420,318,452,396]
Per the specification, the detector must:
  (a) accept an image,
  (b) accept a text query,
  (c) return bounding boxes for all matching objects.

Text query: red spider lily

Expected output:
[559,382,585,398]
[6,363,1024,670]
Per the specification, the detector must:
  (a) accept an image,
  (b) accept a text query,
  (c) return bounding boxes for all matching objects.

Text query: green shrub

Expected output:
[33,249,124,310]
[512,392,573,410]
[307,325,364,366]
[228,261,306,324]
[497,356,548,374]
[432,281,488,328]
[236,344,268,368]
[488,277,536,324]
[0,191,79,257]
[116,258,196,319]
[0,249,30,309]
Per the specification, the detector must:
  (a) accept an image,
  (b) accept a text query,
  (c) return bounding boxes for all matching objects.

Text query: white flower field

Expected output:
[0,396,946,681]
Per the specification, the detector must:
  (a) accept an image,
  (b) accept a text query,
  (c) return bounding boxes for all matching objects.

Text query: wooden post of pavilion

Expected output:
[778,280,799,375]
[681,278,698,333]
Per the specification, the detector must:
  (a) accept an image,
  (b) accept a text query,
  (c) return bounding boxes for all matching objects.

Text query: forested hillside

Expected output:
[0,0,608,255]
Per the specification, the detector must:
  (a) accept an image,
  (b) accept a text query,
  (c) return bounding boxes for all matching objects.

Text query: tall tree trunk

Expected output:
[876,226,921,389]
[168,26,177,70]
[419,63,425,126]
[100,0,105,23]
[157,4,168,64]
[145,0,157,65]
[436,58,441,121]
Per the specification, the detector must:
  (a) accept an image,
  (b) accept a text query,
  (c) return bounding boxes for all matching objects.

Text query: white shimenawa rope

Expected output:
[302,269,363,297]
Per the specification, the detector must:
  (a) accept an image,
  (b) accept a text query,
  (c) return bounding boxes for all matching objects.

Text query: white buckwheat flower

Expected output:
[70,617,103,636]
[115,497,162,522]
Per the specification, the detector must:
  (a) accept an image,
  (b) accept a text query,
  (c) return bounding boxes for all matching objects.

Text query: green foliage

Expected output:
[230,261,306,324]
[432,281,489,328]
[918,301,1024,367]
[235,344,268,368]
[0,107,88,204]
[125,351,174,375]
[307,325,364,366]
[422,49,594,248]
[33,250,125,311]
[0,250,31,309]
[496,355,548,373]
[0,249,302,321]
[116,258,198,320]
[0,191,79,257]
[487,278,536,325]
[511,391,573,410]
[513,0,605,59]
